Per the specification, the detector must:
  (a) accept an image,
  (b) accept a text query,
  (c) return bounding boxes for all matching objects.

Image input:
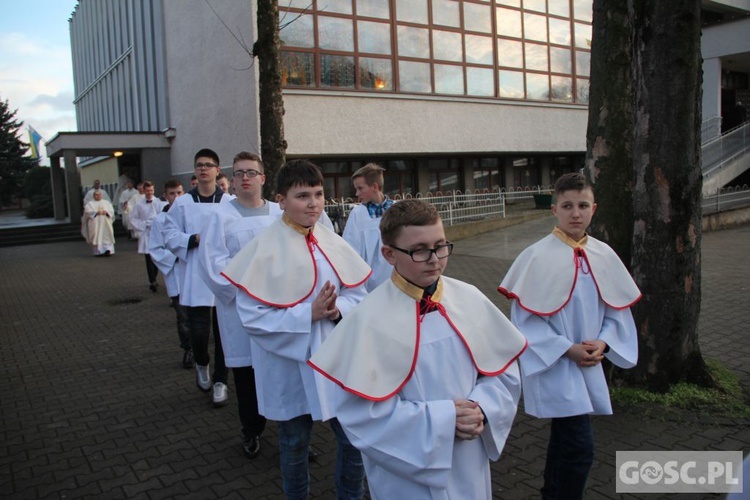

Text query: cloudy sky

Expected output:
[1,0,79,165]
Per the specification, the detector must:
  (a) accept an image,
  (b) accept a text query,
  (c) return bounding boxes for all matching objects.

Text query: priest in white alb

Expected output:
[82,190,115,256]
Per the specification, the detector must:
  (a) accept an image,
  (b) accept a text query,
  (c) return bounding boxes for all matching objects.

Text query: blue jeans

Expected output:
[278,414,364,500]
[541,414,594,500]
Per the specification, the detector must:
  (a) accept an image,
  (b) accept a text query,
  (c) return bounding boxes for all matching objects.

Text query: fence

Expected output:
[701,116,722,145]
[324,186,553,233]
[325,183,750,234]
[702,185,750,215]
[702,121,750,177]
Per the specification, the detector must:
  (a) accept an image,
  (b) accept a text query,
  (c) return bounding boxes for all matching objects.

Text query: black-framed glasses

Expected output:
[232,169,263,179]
[195,162,218,170]
[388,242,454,262]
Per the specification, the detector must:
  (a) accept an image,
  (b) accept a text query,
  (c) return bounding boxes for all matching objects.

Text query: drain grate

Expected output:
[108,297,143,306]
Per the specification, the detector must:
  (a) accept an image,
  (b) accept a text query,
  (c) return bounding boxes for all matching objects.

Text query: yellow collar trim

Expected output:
[553,226,588,249]
[391,271,443,302]
[282,213,313,236]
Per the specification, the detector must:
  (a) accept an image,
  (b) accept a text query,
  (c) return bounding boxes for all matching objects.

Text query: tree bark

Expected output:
[629,0,707,391]
[584,0,634,267]
[255,0,286,199]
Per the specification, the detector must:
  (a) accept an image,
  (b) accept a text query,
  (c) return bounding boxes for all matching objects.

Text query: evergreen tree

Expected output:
[0,97,38,207]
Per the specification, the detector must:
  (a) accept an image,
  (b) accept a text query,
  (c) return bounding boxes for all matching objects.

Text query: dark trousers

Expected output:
[233,366,266,438]
[170,295,191,351]
[185,306,227,384]
[541,414,594,500]
[144,254,158,284]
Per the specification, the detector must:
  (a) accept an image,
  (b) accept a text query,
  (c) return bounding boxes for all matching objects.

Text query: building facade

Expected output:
[50,0,749,215]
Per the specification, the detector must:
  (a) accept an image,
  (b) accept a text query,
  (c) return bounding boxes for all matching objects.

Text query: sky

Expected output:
[0,0,79,165]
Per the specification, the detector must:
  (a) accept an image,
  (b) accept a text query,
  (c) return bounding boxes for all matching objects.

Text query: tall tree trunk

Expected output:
[584,0,634,267]
[630,0,707,391]
[255,0,286,199]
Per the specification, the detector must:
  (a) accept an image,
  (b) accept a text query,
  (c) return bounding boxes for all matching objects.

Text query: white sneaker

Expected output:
[213,382,229,407]
[195,364,211,392]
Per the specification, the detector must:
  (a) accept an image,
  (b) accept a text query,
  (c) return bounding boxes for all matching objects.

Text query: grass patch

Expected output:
[610,359,750,419]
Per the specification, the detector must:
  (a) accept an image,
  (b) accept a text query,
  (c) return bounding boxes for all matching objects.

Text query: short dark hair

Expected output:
[352,163,385,187]
[233,151,264,171]
[380,199,440,246]
[190,175,197,181]
[276,159,324,196]
[554,172,592,201]
[164,179,182,191]
[216,173,228,181]
[194,148,220,165]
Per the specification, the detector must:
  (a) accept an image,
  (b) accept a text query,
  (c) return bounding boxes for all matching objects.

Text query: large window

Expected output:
[319,159,416,199]
[280,0,591,103]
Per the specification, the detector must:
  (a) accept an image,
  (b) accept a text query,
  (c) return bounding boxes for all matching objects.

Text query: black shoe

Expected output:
[243,435,261,459]
[308,448,319,463]
[182,350,194,369]
[149,282,158,292]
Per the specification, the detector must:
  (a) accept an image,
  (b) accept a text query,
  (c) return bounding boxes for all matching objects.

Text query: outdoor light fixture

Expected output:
[113,151,124,157]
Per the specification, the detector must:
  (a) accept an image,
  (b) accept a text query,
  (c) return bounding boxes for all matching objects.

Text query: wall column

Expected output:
[49,156,67,220]
[63,151,83,223]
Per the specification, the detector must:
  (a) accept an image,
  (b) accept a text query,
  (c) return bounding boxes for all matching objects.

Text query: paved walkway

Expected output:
[1,216,748,499]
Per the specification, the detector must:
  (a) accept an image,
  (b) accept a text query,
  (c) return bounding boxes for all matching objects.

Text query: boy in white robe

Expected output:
[162,148,233,407]
[82,190,115,256]
[130,181,167,292]
[124,183,145,238]
[342,163,394,291]
[148,180,192,369]
[498,172,641,500]
[222,159,371,499]
[310,199,527,500]
[197,152,282,458]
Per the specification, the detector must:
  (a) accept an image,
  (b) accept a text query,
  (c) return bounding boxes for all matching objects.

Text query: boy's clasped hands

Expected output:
[312,280,341,322]
[454,399,485,440]
[565,340,608,367]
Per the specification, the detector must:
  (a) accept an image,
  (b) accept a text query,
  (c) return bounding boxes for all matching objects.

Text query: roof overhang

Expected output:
[46,131,172,158]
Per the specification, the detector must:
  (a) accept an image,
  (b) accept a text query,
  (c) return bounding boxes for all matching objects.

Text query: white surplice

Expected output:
[499,228,640,418]
[197,201,282,367]
[309,274,526,500]
[148,210,179,297]
[224,217,370,421]
[342,203,393,291]
[162,189,233,307]
[130,198,166,254]
[82,199,115,255]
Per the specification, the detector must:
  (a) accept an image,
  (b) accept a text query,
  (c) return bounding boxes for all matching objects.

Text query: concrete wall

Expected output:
[162,0,260,181]
[80,157,119,187]
[283,92,588,156]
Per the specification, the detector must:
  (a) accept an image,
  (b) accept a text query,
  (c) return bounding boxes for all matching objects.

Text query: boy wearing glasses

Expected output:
[163,148,232,406]
[310,199,527,499]
[197,152,281,458]
[342,163,394,291]
[222,159,371,499]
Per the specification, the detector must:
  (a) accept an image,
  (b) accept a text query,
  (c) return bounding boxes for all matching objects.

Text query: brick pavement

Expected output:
[0,218,748,499]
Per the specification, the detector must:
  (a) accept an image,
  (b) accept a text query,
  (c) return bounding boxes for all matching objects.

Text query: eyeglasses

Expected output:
[388,242,453,262]
[195,162,218,170]
[232,169,263,179]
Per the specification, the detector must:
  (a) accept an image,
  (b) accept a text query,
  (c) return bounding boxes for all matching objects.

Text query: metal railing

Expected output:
[324,186,554,232]
[701,116,722,145]
[702,121,750,177]
[324,184,750,233]
[702,185,750,215]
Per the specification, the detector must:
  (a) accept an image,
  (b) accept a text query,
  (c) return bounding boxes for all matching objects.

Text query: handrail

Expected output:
[702,121,750,177]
